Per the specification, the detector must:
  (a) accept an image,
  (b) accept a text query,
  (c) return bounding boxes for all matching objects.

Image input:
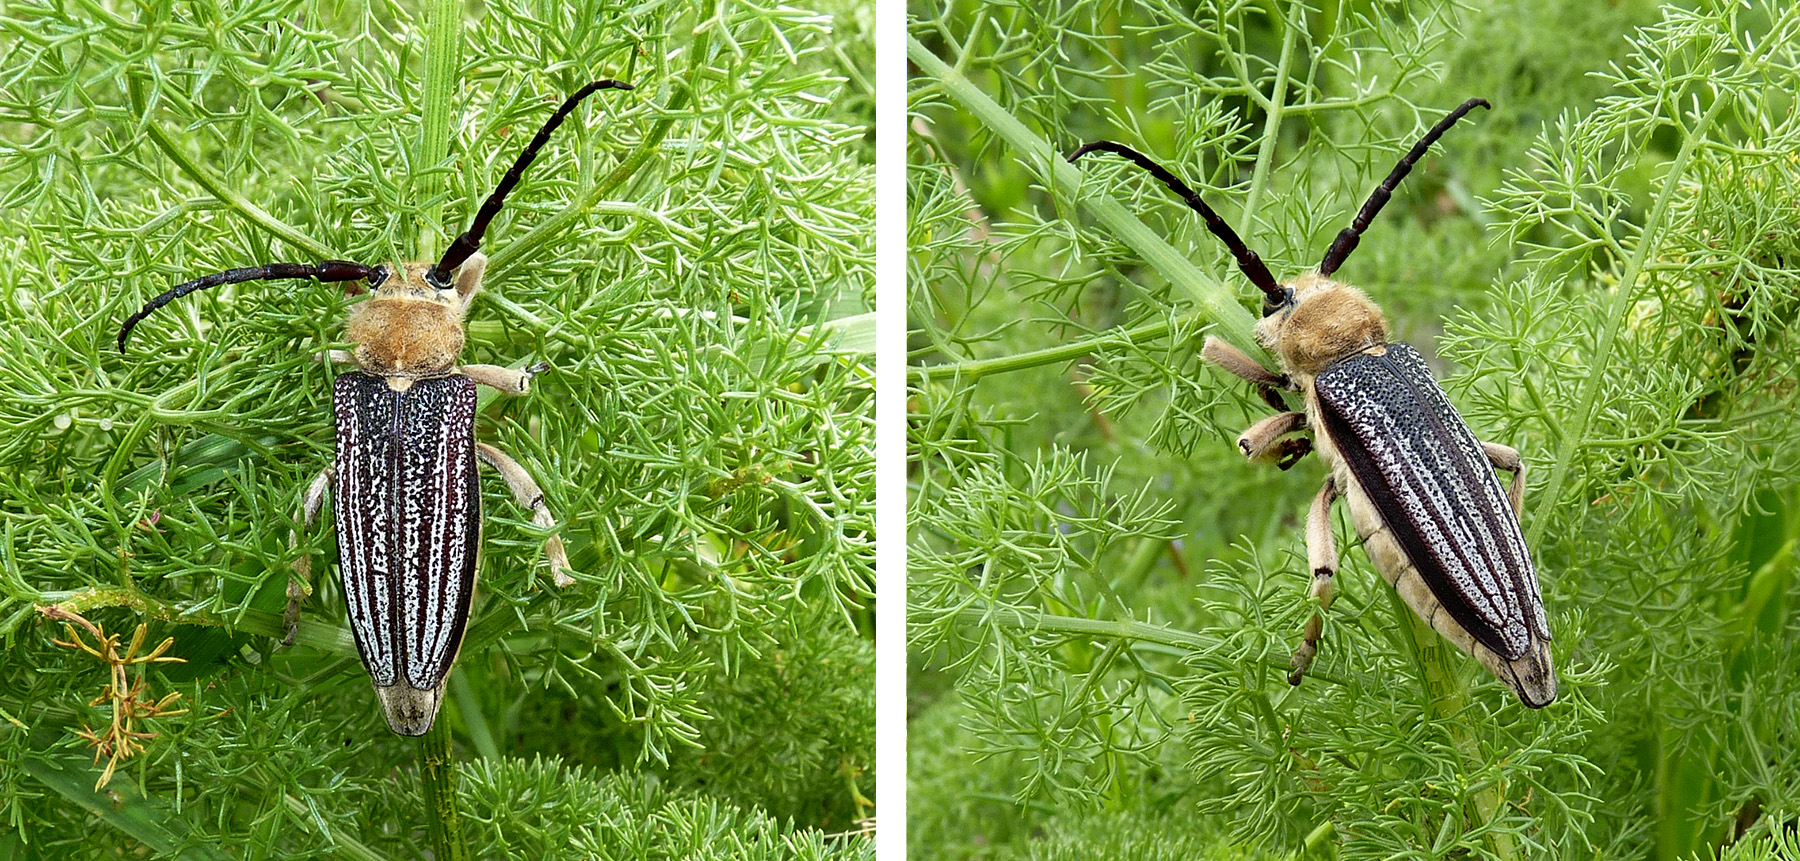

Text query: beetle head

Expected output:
[1255,273,1388,377]
[344,253,486,377]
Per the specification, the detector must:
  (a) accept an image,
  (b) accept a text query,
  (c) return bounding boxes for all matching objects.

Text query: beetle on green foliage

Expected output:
[119,81,634,734]
[1070,99,1556,707]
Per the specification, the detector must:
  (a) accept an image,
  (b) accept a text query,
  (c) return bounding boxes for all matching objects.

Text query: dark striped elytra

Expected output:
[1071,98,1557,707]
[1315,345,1548,659]
[333,373,480,730]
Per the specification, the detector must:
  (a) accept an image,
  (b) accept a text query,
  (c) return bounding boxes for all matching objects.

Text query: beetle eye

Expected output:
[1262,287,1294,317]
[366,266,390,289]
[425,268,453,290]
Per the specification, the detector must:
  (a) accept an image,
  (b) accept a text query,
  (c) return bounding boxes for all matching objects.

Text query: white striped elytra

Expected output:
[119,81,631,734]
[1070,98,1556,707]
[334,373,482,727]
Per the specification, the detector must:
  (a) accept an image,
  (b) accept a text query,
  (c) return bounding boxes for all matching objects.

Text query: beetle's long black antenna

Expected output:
[118,261,380,352]
[1068,141,1284,307]
[1319,98,1490,276]
[428,79,635,284]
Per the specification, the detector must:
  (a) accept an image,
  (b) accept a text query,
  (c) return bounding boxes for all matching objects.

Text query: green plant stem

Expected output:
[418,0,464,258]
[907,34,1265,360]
[950,605,1209,648]
[420,718,468,861]
[908,310,1202,385]
[1387,588,1515,861]
[280,794,386,861]
[1525,91,1730,548]
[947,606,1348,686]
[1302,817,1336,857]
[1235,2,1298,234]
[33,586,356,654]
[126,78,335,261]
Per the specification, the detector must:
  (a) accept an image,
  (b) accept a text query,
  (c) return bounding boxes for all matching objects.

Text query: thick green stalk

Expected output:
[907,35,1264,359]
[34,585,356,654]
[420,718,469,861]
[1387,588,1515,860]
[129,77,335,261]
[946,606,1347,686]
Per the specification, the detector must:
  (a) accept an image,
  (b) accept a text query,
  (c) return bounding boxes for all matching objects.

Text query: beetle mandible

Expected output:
[118,79,635,734]
[1069,98,1556,707]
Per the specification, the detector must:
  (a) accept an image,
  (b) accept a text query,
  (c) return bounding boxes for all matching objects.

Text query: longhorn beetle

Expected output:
[1069,98,1556,707]
[118,79,635,735]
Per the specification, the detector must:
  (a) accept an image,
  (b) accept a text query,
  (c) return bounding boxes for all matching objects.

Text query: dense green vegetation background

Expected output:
[0,0,875,857]
[909,0,1799,858]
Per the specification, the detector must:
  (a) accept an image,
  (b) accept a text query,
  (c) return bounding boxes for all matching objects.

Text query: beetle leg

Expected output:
[1481,441,1525,518]
[462,362,548,395]
[1289,478,1340,685]
[474,442,574,586]
[1238,411,1308,462]
[285,467,334,646]
[1202,336,1293,410]
[1202,336,1286,386]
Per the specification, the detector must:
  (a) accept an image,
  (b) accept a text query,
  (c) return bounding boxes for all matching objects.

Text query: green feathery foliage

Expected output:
[0,0,874,856]
[909,0,1800,858]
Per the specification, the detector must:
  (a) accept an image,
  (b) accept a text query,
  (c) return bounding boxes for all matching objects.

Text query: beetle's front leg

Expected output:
[1481,441,1525,518]
[474,442,574,586]
[1202,336,1293,412]
[284,467,334,646]
[462,362,549,395]
[1289,478,1340,685]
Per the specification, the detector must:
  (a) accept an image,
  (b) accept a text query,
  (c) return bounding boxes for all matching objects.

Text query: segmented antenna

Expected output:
[1068,141,1284,309]
[1319,98,1490,276]
[118,261,381,352]
[428,79,635,284]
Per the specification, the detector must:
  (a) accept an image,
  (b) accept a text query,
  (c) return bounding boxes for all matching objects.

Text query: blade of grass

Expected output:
[20,748,234,860]
[416,0,464,259]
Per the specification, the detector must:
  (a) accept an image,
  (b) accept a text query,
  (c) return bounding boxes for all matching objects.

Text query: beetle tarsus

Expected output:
[1273,438,1313,470]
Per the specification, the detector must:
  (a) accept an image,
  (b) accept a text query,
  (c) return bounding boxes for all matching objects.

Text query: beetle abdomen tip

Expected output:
[1505,640,1557,708]
[376,683,445,736]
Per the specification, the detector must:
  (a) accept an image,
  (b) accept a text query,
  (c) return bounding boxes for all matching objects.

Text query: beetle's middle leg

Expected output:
[474,442,574,586]
[1481,441,1525,518]
[1237,411,1312,470]
[284,466,334,646]
[1289,478,1340,685]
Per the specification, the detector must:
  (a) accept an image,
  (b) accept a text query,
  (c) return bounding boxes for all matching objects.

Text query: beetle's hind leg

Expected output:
[1481,441,1525,518]
[285,467,334,646]
[475,442,574,586]
[1289,478,1340,685]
